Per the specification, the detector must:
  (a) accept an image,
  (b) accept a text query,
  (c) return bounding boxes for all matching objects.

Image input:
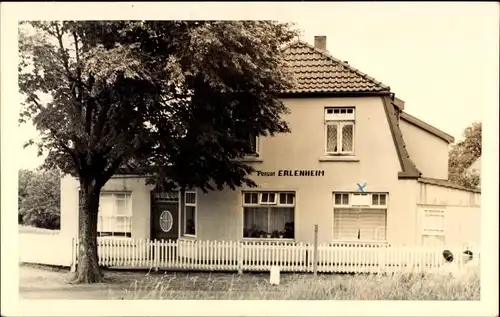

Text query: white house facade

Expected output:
[60,36,481,250]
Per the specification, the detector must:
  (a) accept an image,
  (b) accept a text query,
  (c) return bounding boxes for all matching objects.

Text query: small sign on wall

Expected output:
[256,170,325,177]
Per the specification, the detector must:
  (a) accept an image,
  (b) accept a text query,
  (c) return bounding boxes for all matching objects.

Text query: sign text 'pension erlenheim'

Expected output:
[256,170,325,177]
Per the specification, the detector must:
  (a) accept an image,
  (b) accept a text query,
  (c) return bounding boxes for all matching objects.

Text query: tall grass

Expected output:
[110,268,480,300]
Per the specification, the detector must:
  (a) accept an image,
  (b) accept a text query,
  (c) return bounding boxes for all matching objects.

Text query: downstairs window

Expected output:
[97,192,132,237]
[243,192,295,239]
[333,192,388,241]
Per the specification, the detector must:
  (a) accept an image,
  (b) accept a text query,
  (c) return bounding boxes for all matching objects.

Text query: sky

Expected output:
[12,2,499,170]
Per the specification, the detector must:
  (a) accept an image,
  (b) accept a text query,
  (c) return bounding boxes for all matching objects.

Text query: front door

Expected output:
[151,191,179,241]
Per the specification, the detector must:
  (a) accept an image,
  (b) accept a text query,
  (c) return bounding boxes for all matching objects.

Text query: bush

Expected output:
[18,169,61,230]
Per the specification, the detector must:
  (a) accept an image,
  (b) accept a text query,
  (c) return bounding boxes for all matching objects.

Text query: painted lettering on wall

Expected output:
[256,170,325,177]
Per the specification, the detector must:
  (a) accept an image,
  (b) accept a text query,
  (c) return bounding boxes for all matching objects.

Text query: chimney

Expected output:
[314,36,327,51]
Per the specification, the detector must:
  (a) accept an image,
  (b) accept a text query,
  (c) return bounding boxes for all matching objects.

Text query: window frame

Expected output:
[332,191,388,243]
[278,192,295,207]
[371,193,388,207]
[324,107,356,156]
[242,191,296,240]
[97,191,133,238]
[259,192,277,205]
[245,134,260,157]
[333,192,388,209]
[182,190,197,238]
[243,192,259,206]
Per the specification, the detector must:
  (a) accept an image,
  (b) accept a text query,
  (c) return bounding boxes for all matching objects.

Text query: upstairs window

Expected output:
[244,134,260,156]
[325,107,355,155]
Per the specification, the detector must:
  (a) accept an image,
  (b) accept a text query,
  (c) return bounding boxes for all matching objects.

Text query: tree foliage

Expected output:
[18,169,61,229]
[448,122,481,189]
[19,20,298,283]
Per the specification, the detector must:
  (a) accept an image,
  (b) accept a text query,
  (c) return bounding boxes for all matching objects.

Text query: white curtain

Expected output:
[98,193,131,234]
[334,208,386,241]
[359,208,386,240]
[244,207,268,232]
[333,208,359,240]
[269,207,294,232]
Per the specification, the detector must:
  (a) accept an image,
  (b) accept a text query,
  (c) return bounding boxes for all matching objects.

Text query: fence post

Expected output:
[237,241,243,274]
[313,224,318,277]
[153,240,158,270]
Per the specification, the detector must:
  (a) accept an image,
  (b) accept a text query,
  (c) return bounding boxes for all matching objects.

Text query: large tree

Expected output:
[448,122,481,189]
[19,21,297,283]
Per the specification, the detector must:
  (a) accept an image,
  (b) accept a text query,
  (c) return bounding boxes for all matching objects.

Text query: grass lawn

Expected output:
[19,263,480,300]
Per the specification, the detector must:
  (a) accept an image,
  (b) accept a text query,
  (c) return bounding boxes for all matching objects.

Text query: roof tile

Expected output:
[282,41,390,94]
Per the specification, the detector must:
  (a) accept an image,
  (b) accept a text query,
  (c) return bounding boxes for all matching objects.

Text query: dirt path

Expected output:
[18,264,290,300]
[19,264,132,299]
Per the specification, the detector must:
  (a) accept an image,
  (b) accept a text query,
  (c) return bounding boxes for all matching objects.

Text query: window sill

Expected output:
[179,235,196,240]
[422,232,445,236]
[98,236,132,240]
[240,156,263,163]
[243,238,295,243]
[319,155,359,162]
[330,240,388,245]
[231,155,263,163]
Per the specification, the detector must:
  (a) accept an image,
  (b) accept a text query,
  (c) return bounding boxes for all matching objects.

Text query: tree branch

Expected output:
[73,30,84,103]
[49,128,82,173]
[97,154,126,188]
[54,23,72,84]
[91,98,111,148]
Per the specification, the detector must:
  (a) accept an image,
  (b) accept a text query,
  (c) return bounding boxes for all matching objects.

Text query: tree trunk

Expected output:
[71,181,103,284]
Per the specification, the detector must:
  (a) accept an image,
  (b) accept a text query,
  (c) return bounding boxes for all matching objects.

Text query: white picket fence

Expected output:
[72,238,478,274]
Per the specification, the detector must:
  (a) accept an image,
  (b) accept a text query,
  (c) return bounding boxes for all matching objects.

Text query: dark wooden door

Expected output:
[151,197,179,241]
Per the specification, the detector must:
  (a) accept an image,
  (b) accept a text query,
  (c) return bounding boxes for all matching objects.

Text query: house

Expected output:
[60,36,481,251]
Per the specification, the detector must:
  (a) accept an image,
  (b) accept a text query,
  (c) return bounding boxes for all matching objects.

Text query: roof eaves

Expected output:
[418,177,481,193]
[279,91,392,98]
[400,112,455,143]
[381,95,421,179]
[392,97,405,110]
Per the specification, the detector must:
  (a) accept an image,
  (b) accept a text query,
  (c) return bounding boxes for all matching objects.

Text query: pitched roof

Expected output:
[400,112,455,143]
[282,41,390,94]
